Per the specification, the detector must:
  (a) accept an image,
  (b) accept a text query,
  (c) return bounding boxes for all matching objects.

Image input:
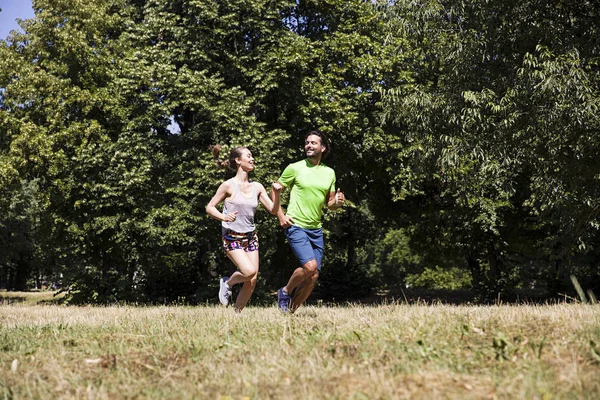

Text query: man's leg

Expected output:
[278,227,312,312]
[284,259,318,294]
[278,260,317,313]
[278,227,323,312]
[290,270,319,313]
[286,228,323,313]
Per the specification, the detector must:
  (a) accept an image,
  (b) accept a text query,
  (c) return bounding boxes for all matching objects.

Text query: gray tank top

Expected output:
[222,179,258,233]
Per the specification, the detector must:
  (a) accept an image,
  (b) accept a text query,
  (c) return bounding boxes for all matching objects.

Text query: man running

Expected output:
[274,130,345,313]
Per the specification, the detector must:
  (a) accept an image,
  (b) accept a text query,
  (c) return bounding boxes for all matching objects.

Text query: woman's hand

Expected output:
[272,182,284,193]
[222,211,238,222]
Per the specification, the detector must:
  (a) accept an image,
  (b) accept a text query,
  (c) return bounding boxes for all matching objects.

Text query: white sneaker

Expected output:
[219,277,231,306]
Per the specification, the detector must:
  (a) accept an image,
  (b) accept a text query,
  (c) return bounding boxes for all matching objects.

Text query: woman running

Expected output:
[206,145,282,312]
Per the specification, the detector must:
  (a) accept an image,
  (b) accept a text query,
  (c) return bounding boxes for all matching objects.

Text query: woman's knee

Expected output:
[241,276,257,291]
[241,268,258,280]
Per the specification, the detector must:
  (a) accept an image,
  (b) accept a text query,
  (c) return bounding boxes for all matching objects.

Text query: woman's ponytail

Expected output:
[210,145,246,172]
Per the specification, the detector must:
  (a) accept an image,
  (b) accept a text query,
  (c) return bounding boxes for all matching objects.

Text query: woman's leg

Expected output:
[226,249,258,286]
[225,249,259,312]
[232,250,259,312]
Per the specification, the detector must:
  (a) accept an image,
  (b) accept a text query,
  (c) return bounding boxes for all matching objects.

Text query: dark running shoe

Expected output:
[277,287,291,313]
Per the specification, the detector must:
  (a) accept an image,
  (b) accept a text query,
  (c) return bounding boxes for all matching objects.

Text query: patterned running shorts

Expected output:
[222,230,259,253]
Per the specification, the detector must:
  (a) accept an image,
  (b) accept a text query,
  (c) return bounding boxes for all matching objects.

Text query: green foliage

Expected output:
[0,179,48,290]
[319,202,379,300]
[2,0,600,302]
[378,0,600,299]
[405,266,472,291]
[369,228,420,286]
[1,0,391,302]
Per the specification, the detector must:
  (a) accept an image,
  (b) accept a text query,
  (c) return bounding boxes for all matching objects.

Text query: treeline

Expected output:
[1,0,598,304]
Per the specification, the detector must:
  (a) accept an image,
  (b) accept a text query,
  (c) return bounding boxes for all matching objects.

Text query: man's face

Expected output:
[305,134,325,159]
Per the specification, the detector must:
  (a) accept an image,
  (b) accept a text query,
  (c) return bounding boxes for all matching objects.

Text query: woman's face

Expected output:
[236,149,254,172]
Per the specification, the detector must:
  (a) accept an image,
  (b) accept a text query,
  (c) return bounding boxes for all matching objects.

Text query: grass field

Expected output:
[1,292,599,399]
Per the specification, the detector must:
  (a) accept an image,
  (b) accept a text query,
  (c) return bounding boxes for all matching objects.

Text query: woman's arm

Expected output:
[272,182,294,228]
[257,182,283,215]
[206,181,237,222]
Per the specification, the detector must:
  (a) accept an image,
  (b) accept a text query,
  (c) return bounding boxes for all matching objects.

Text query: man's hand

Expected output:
[278,214,294,229]
[328,188,345,210]
[334,188,345,206]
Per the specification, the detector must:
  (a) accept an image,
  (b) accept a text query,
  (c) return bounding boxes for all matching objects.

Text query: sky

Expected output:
[0,0,34,40]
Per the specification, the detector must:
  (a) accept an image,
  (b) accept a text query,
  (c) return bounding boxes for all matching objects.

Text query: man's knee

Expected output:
[302,259,319,275]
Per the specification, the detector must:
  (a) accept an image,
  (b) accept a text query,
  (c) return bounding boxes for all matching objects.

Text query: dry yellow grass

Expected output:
[1,293,599,399]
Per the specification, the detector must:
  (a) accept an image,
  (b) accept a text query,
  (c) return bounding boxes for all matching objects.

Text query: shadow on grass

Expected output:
[0,295,28,305]
[0,291,66,305]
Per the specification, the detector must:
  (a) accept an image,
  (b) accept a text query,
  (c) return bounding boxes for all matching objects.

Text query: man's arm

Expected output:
[327,188,345,210]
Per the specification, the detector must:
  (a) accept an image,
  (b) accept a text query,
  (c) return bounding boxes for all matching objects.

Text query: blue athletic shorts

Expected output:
[284,225,324,271]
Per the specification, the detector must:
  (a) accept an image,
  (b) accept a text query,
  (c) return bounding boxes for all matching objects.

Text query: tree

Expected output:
[379,0,600,298]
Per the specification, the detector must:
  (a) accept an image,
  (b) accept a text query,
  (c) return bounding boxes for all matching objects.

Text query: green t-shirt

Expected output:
[278,159,336,229]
